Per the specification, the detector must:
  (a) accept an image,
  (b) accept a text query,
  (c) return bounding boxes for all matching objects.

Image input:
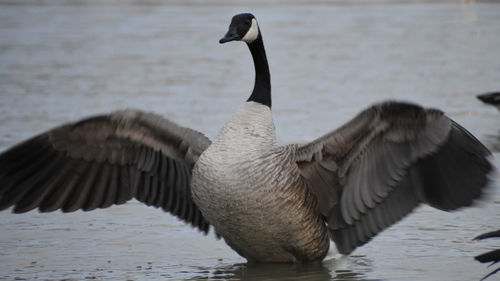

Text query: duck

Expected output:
[477,92,500,111]
[0,13,494,263]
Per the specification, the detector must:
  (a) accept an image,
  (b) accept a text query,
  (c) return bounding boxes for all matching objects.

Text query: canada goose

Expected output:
[477,92,500,111]
[474,230,500,280]
[0,13,494,263]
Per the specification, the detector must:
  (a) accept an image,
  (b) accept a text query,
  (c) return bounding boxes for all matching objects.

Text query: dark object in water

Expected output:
[474,230,500,280]
[477,92,500,110]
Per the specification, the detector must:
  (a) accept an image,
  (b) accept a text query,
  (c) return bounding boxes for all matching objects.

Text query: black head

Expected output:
[219,13,259,44]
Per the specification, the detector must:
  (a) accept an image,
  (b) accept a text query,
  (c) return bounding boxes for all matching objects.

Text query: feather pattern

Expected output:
[191,102,330,262]
[0,110,212,233]
[297,101,492,254]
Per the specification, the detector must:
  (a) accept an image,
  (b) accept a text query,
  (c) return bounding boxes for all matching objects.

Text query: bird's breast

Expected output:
[190,102,328,262]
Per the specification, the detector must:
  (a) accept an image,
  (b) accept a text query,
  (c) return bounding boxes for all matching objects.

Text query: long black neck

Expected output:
[246,32,271,108]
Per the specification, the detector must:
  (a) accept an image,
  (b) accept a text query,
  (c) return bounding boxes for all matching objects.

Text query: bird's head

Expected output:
[219,13,259,44]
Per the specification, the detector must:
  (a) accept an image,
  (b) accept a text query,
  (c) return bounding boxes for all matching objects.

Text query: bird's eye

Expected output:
[245,19,251,25]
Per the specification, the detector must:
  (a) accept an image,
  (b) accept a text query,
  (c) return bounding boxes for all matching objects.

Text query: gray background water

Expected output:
[0,1,499,280]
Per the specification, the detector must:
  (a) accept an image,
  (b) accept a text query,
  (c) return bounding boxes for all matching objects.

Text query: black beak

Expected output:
[219,28,240,44]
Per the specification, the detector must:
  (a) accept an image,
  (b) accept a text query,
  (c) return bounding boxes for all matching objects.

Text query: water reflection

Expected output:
[188,257,382,281]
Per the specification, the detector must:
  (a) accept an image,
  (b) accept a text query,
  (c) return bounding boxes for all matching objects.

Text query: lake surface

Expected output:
[0,1,499,280]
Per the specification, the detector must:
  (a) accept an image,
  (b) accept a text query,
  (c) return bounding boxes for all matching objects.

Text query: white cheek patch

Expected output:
[242,18,259,43]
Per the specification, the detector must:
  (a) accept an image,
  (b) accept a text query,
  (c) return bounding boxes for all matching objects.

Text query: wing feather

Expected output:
[297,101,492,254]
[84,162,110,211]
[14,152,74,213]
[62,163,101,212]
[0,110,212,234]
[39,159,89,212]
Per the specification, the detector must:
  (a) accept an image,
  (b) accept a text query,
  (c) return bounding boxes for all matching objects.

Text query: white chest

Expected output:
[189,103,325,262]
[190,102,283,216]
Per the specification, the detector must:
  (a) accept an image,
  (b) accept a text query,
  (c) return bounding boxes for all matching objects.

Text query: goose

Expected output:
[0,13,494,263]
[477,92,500,111]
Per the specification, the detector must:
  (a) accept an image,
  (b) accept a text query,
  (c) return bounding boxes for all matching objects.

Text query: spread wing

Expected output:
[296,101,493,254]
[0,110,212,233]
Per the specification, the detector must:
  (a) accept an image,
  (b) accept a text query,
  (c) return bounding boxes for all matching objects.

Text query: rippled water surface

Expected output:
[0,1,499,280]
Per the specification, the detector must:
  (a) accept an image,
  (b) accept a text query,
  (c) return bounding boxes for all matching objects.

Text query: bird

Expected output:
[0,13,494,263]
[474,230,500,280]
[477,92,500,111]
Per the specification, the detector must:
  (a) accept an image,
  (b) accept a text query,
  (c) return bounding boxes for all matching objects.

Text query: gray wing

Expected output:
[0,110,212,233]
[296,101,493,255]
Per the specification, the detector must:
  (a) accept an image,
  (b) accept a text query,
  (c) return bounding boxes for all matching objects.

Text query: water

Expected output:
[0,1,499,280]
